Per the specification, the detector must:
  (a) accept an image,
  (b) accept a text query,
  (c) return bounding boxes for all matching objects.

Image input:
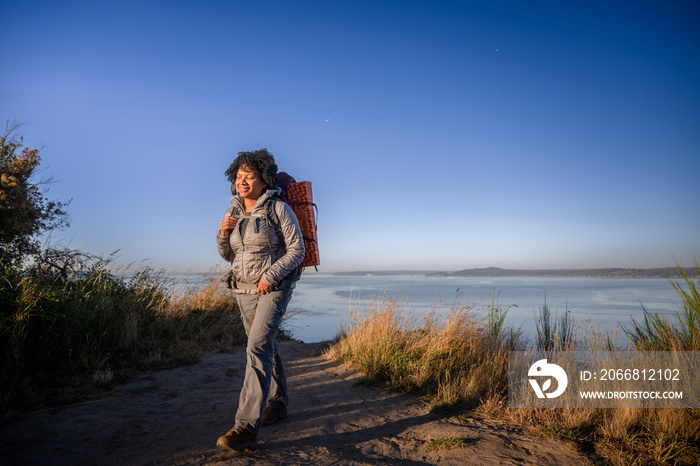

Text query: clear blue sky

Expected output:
[2,0,698,272]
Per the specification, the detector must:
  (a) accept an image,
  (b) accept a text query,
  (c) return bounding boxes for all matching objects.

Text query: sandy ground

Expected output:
[0,341,589,465]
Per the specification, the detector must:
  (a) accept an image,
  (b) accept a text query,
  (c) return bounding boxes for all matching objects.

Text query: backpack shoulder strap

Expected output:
[265,197,284,245]
[264,197,303,280]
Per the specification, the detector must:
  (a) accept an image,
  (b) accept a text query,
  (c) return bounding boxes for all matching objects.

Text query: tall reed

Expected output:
[535,293,575,351]
[624,258,700,351]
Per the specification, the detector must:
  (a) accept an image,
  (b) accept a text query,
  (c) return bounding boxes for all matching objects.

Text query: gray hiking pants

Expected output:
[234,281,292,434]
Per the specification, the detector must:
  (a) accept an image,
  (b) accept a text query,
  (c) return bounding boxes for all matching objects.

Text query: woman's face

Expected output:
[235,165,266,201]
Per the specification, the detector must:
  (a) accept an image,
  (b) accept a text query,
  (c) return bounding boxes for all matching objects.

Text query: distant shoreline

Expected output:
[335,266,698,279]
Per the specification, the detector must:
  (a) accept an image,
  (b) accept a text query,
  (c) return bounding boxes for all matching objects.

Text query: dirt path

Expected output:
[0,341,588,465]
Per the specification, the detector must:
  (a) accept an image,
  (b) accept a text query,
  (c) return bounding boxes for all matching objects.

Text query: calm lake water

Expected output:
[174,272,682,347]
[286,273,681,346]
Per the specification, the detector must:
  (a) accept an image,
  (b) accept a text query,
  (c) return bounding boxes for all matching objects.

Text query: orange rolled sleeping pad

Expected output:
[285,181,319,268]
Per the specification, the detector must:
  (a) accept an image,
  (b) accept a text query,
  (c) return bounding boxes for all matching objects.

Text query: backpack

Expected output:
[267,172,320,272]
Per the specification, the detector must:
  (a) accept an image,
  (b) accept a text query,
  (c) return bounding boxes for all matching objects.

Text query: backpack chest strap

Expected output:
[234,211,265,220]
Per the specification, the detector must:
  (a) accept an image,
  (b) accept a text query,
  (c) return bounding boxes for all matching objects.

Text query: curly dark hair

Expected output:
[225,148,278,189]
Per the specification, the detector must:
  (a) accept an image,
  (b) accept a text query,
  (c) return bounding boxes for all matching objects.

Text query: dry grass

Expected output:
[497,404,700,465]
[326,296,519,410]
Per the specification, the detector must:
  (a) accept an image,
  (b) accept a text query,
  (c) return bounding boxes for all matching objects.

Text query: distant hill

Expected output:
[336,267,698,279]
[450,267,697,278]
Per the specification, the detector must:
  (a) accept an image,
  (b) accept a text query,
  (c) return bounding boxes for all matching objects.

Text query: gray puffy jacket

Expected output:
[217,188,305,294]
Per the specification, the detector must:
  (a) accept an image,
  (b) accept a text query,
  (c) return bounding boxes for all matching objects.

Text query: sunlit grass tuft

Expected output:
[327,295,521,409]
[425,437,470,451]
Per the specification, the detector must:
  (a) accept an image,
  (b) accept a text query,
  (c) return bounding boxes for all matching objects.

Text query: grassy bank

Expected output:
[327,261,700,466]
[327,296,520,410]
[0,258,290,423]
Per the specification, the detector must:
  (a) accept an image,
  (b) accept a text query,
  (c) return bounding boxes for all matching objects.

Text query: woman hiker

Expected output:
[215,148,305,451]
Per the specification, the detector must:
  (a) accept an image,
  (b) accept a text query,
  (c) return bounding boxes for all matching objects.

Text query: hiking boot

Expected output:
[216,426,257,451]
[262,406,288,425]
